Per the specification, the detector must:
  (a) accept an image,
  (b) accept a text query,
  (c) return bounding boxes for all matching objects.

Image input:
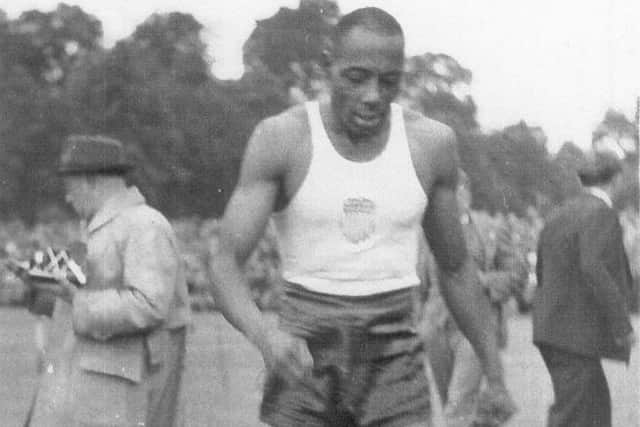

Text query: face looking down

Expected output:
[328,27,405,139]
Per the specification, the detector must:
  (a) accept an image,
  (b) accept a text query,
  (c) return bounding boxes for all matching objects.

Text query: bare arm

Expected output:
[209,118,312,381]
[209,120,281,346]
[421,127,516,422]
[421,129,504,385]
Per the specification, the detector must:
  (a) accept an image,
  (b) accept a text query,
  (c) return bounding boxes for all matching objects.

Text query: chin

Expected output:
[349,125,380,139]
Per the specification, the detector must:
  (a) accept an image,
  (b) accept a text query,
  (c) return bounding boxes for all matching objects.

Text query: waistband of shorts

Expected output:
[281,281,417,310]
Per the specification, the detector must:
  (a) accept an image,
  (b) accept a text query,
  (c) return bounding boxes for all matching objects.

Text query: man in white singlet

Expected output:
[210,7,516,427]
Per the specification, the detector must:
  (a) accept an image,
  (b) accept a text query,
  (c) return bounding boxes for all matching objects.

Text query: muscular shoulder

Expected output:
[253,104,309,154]
[239,104,310,184]
[401,107,459,193]
[403,108,454,139]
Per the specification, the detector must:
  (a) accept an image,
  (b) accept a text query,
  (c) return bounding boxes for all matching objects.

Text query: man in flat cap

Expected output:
[532,150,636,427]
[24,135,190,427]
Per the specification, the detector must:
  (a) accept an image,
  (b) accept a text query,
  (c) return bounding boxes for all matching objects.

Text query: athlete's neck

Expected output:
[319,101,390,161]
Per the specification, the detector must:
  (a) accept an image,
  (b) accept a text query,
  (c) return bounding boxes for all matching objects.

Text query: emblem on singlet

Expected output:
[340,197,376,245]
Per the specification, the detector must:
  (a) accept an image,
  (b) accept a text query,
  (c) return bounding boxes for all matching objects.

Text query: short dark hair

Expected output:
[332,7,404,48]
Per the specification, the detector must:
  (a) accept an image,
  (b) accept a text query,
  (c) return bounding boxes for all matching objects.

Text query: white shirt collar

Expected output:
[587,187,612,208]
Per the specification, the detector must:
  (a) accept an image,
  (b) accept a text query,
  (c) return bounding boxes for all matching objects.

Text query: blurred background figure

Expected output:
[419,169,527,427]
[533,151,636,427]
[2,240,53,374]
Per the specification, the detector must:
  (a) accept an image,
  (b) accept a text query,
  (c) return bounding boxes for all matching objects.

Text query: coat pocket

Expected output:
[71,367,146,427]
[76,335,144,383]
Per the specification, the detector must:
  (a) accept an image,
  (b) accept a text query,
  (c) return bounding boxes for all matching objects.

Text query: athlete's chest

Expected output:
[283,142,426,230]
[280,132,430,206]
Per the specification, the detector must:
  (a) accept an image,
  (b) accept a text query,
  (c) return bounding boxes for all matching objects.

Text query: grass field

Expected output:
[1,307,638,426]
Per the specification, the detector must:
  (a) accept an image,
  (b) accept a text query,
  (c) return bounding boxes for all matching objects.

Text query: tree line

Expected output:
[0,1,637,223]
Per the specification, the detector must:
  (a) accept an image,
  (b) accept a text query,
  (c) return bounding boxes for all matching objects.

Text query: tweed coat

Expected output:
[27,187,190,427]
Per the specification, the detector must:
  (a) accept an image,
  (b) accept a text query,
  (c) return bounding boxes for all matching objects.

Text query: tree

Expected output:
[0,4,102,221]
[65,11,288,217]
[592,109,637,159]
[3,3,101,86]
[242,0,338,103]
[400,53,478,131]
[398,52,496,212]
[64,12,211,215]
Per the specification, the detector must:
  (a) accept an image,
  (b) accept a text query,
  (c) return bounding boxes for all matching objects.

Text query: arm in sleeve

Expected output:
[72,220,178,340]
[579,207,632,339]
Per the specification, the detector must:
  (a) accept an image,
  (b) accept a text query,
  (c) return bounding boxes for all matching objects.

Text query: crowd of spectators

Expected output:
[0,206,637,313]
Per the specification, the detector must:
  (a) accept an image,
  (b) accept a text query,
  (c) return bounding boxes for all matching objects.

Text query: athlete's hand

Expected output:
[259,327,314,384]
[474,381,518,426]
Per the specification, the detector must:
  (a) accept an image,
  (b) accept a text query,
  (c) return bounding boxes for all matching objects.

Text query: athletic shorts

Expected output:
[260,282,431,427]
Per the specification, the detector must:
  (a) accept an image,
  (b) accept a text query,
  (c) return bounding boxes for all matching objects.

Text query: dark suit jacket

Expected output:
[533,192,633,361]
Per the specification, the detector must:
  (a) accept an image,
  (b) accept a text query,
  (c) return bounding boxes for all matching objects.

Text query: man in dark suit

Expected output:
[533,151,636,427]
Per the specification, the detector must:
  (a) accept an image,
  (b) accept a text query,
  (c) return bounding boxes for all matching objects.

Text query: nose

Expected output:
[361,78,382,106]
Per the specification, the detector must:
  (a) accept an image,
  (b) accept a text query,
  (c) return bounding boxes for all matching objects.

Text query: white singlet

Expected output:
[271,101,428,296]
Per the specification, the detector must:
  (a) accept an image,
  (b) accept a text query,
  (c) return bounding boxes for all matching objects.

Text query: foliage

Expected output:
[593,109,638,158]
[1,3,102,86]
[0,2,634,222]
[483,122,567,214]
[400,53,477,131]
[0,5,290,221]
[399,53,570,215]
[0,4,101,222]
[242,0,338,103]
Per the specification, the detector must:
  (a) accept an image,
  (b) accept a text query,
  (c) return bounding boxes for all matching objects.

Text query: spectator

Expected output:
[22,135,191,427]
[533,151,636,427]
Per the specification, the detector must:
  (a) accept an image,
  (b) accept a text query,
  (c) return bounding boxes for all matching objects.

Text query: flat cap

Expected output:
[577,150,623,186]
[58,135,133,176]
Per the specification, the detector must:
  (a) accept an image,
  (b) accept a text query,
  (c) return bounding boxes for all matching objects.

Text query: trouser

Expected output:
[538,345,611,427]
[146,326,188,427]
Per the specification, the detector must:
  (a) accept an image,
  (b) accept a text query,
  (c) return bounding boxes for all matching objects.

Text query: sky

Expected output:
[3,0,639,153]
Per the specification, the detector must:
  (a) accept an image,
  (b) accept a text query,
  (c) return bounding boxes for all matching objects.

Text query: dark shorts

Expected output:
[261,283,431,427]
